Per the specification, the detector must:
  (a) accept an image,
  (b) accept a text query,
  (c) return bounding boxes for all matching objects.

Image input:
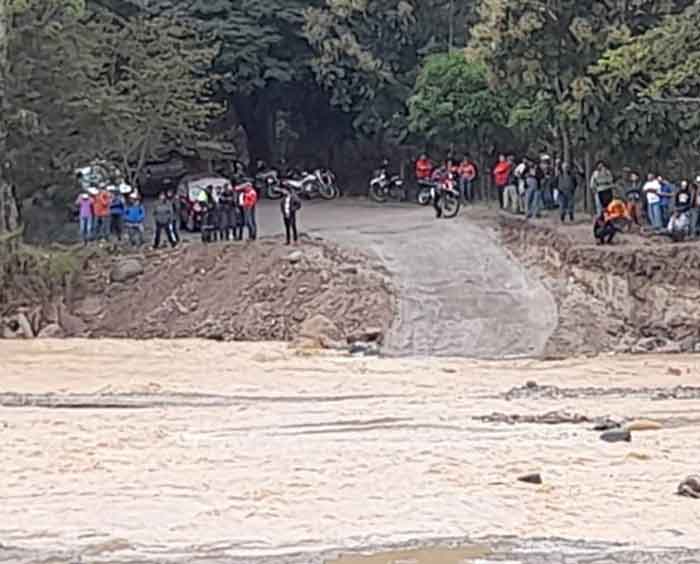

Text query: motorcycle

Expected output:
[282,169,339,200]
[416,180,435,206]
[255,169,284,200]
[368,169,405,203]
[433,174,462,219]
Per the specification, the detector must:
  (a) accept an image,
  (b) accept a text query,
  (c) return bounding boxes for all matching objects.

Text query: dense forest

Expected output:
[2,0,700,238]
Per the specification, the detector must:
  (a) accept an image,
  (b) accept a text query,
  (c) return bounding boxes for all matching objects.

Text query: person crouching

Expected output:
[281,187,302,245]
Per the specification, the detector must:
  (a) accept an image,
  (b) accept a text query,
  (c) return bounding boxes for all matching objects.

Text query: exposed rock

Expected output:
[600,430,632,443]
[37,323,66,339]
[16,313,35,338]
[286,251,303,264]
[110,258,144,283]
[75,296,104,318]
[58,302,88,336]
[340,265,358,275]
[592,417,622,431]
[299,314,342,348]
[475,410,590,425]
[517,473,542,485]
[624,419,663,432]
[349,342,380,357]
[348,326,384,344]
[677,475,700,499]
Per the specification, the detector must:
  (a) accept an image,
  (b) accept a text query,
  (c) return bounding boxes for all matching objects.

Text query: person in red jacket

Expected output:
[492,154,513,209]
[415,154,433,182]
[239,182,258,241]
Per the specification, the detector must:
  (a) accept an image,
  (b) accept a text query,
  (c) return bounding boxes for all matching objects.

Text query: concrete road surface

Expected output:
[255,199,557,358]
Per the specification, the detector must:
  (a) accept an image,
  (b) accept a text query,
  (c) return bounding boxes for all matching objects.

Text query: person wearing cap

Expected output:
[124,194,145,247]
[75,192,94,244]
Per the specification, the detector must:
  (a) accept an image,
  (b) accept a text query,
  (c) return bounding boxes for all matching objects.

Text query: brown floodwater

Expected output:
[1,339,700,564]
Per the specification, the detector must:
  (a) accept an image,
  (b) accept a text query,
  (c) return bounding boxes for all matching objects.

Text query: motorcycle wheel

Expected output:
[319,183,338,200]
[369,183,387,203]
[416,186,432,206]
[266,184,284,200]
[441,192,461,218]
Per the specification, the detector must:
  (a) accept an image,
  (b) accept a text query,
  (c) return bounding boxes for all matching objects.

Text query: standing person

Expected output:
[415,153,433,182]
[109,189,126,241]
[166,189,180,244]
[675,180,692,215]
[624,171,642,226]
[643,173,662,230]
[241,182,258,241]
[458,155,477,203]
[690,177,700,238]
[153,192,178,249]
[281,187,302,245]
[492,154,512,209]
[76,193,94,245]
[93,186,112,241]
[555,162,577,222]
[658,176,674,227]
[590,162,614,214]
[124,194,145,247]
[539,155,555,209]
[218,184,236,241]
[525,167,541,219]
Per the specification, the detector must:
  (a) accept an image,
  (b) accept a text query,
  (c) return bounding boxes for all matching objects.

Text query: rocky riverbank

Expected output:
[0,237,396,348]
[500,214,700,356]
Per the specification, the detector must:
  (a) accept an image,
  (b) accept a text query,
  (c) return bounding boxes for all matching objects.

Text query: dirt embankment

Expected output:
[1,238,397,346]
[501,215,700,356]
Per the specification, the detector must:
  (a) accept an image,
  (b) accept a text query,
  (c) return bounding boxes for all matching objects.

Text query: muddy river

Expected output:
[1,340,699,563]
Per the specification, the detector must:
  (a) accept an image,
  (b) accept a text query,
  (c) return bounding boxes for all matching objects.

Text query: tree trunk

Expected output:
[1,0,22,277]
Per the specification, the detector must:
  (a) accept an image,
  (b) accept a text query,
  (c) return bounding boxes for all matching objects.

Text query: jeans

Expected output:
[79,216,92,242]
[690,208,700,237]
[558,191,574,221]
[95,216,109,240]
[526,187,541,218]
[283,213,298,244]
[110,214,123,241]
[660,204,670,227]
[243,208,257,240]
[648,202,662,230]
[126,223,144,246]
[460,177,474,202]
[503,185,519,213]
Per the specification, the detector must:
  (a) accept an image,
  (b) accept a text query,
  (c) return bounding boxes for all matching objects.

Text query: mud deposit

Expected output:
[501,214,700,356]
[2,340,700,563]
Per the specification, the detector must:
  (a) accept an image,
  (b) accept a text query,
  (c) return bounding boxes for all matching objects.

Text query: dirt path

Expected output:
[2,340,700,564]
[256,200,557,358]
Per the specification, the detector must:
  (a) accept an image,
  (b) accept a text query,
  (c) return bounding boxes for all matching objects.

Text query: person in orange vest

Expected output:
[415,154,433,183]
[458,155,478,203]
[92,186,112,241]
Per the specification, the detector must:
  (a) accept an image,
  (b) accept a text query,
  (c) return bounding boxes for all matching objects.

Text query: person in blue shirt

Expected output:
[658,177,674,227]
[124,194,146,247]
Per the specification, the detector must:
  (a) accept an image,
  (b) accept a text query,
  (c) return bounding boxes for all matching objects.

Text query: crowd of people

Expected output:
[75,179,303,249]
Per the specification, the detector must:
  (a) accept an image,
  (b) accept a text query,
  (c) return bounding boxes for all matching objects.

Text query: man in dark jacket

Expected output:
[555,162,577,222]
[218,184,236,241]
[280,188,302,244]
[153,192,177,249]
[166,189,180,243]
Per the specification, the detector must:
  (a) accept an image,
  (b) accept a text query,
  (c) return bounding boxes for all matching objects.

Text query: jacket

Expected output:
[459,161,477,180]
[605,199,628,221]
[109,195,126,217]
[242,188,257,210]
[493,161,512,187]
[556,172,577,197]
[281,193,302,217]
[93,192,112,217]
[415,158,432,180]
[675,189,692,213]
[219,190,235,209]
[590,169,614,193]
[153,201,173,224]
[124,203,145,224]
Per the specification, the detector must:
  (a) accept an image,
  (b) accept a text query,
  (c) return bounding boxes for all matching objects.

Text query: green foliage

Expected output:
[408,53,508,147]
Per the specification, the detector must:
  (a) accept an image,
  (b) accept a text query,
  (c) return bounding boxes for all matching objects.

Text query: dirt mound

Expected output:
[501,214,700,355]
[52,238,397,345]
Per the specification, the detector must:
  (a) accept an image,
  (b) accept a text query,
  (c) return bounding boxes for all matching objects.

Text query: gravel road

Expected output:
[256,199,557,358]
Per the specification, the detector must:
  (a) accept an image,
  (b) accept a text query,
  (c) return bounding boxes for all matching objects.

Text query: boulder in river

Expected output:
[624,419,663,432]
[600,429,632,443]
[677,475,700,499]
[517,473,543,485]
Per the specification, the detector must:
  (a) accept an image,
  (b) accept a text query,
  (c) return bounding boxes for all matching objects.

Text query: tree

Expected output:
[408,53,509,153]
[84,13,222,185]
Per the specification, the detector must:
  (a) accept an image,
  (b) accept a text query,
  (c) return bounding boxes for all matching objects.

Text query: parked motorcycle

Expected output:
[282,169,339,200]
[368,169,405,203]
[255,169,283,200]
